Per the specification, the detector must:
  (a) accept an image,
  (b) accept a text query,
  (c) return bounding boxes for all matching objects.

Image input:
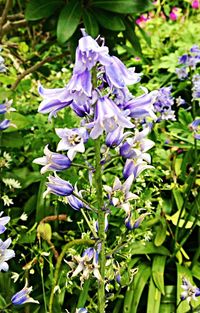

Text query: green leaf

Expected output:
[82,9,99,38]
[124,19,143,58]
[147,277,161,313]
[192,262,200,281]
[5,112,30,132]
[92,0,153,14]
[131,265,151,313]
[57,0,82,44]
[173,188,183,210]
[137,23,151,47]
[25,0,64,21]
[0,132,24,148]
[124,242,170,256]
[154,218,167,247]
[152,255,166,295]
[92,9,125,31]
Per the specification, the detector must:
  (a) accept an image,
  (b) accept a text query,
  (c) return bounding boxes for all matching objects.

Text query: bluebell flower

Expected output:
[0,238,15,271]
[181,277,200,302]
[66,186,84,211]
[125,212,150,230]
[153,87,176,121]
[0,119,10,130]
[76,309,88,313]
[178,54,188,64]
[0,211,10,234]
[33,145,71,174]
[175,67,188,80]
[192,74,200,100]
[11,281,39,305]
[0,48,6,72]
[88,96,134,139]
[123,159,153,180]
[43,174,74,197]
[105,126,124,147]
[56,127,88,160]
[190,119,200,140]
[38,84,72,119]
[67,70,92,97]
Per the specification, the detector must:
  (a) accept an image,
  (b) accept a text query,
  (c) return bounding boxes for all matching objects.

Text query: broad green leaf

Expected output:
[123,263,148,313]
[57,0,82,43]
[5,112,30,132]
[131,265,151,313]
[192,262,200,281]
[125,242,170,256]
[25,0,64,21]
[92,9,125,31]
[154,218,167,247]
[0,132,23,147]
[93,0,153,14]
[152,255,166,295]
[174,158,182,177]
[18,230,37,244]
[167,210,193,229]
[173,188,183,210]
[82,9,99,38]
[147,277,161,313]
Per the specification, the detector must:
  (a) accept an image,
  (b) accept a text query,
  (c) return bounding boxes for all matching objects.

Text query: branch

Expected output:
[0,0,13,42]
[2,19,27,36]
[11,52,68,90]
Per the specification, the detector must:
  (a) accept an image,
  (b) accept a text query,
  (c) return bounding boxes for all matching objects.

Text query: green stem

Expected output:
[81,209,98,238]
[72,191,98,213]
[48,238,95,313]
[94,137,106,313]
[0,303,12,312]
[40,258,48,313]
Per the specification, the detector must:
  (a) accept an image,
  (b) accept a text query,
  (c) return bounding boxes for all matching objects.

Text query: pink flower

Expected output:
[169,7,179,20]
[192,0,199,9]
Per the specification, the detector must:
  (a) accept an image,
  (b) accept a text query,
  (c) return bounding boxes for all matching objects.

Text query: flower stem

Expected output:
[94,137,106,313]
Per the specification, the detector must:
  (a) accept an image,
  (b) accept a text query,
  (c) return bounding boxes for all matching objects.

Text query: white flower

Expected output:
[1,195,14,206]
[2,178,21,189]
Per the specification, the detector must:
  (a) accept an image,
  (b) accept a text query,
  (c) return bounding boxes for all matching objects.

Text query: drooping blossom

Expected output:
[0,119,10,131]
[0,212,10,234]
[153,87,176,121]
[11,281,39,305]
[56,127,88,160]
[181,277,200,302]
[0,238,15,271]
[43,174,74,197]
[190,118,200,139]
[104,175,138,215]
[125,212,150,230]
[88,97,134,139]
[33,145,71,174]
[66,185,84,211]
[123,159,153,180]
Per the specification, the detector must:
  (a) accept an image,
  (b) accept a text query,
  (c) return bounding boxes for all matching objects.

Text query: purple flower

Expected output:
[175,67,188,80]
[125,212,150,230]
[11,281,39,305]
[192,74,200,100]
[192,0,199,9]
[38,84,72,119]
[0,119,10,130]
[123,159,153,180]
[56,127,88,160]
[124,89,157,120]
[153,87,176,121]
[178,54,188,64]
[190,119,200,139]
[104,56,141,89]
[33,145,71,174]
[105,126,124,147]
[0,211,10,234]
[43,174,74,197]
[0,238,15,271]
[88,97,134,139]
[181,277,200,302]
[169,7,179,20]
[67,70,92,97]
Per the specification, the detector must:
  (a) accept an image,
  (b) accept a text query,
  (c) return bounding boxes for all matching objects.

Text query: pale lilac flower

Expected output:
[105,126,124,147]
[66,186,84,211]
[89,97,134,139]
[124,89,157,120]
[0,119,10,130]
[125,212,150,230]
[71,248,101,284]
[0,100,15,114]
[104,175,138,215]
[120,127,155,162]
[0,211,10,234]
[153,87,176,121]
[190,119,200,139]
[38,84,72,119]
[33,145,71,174]
[175,67,188,80]
[0,238,15,271]
[104,56,141,89]
[43,174,74,197]
[192,74,200,100]
[67,70,92,97]
[11,281,39,305]
[76,309,88,313]
[181,277,200,302]
[123,159,153,179]
[56,127,88,160]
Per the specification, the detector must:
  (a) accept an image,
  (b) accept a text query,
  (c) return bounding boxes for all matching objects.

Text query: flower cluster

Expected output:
[181,277,200,302]
[190,118,200,140]
[153,87,176,121]
[176,45,200,80]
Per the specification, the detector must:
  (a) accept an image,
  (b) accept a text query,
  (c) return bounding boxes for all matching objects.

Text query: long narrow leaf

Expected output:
[147,277,161,313]
[152,255,166,295]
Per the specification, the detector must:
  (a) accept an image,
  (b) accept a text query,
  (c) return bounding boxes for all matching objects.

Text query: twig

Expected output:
[11,52,68,90]
[40,214,68,224]
[2,19,27,37]
[0,0,13,42]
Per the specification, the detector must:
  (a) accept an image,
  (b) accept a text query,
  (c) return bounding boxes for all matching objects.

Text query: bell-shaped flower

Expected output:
[120,127,155,162]
[0,238,15,271]
[89,97,134,139]
[105,126,124,147]
[181,277,200,302]
[66,186,84,211]
[0,211,10,234]
[125,212,150,230]
[74,33,110,74]
[190,119,200,140]
[104,175,138,215]
[104,56,141,89]
[11,281,39,305]
[123,159,153,180]
[124,88,157,119]
[56,127,88,160]
[67,69,92,97]
[71,247,101,284]
[33,145,71,174]
[43,174,74,197]
[38,84,72,119]
[0,119,10,130]
[0,100,15,115]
